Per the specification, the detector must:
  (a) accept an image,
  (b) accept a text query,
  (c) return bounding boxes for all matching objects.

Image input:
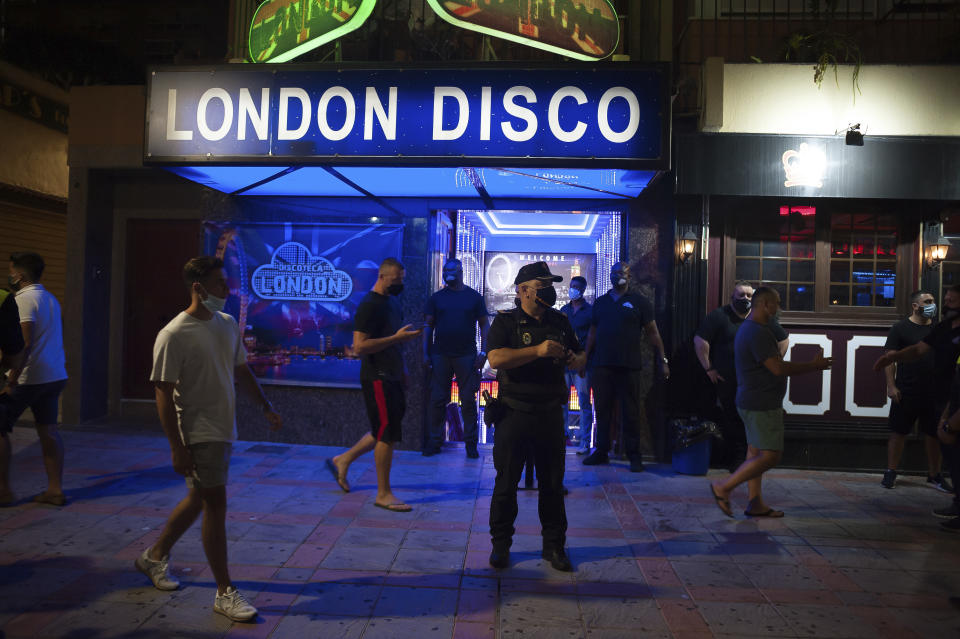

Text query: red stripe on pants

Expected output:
[373,380,389,441]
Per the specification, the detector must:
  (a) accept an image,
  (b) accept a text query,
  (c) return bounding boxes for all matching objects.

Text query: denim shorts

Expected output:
[185,441,232,489]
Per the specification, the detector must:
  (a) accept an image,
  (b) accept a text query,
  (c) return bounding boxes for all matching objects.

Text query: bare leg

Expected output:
[332,433,377,478]
[0,432,11,499]
[374,441,407,508]
[198,485,232,594]
[35,424,64,497]
[713,448,782,505]
[924,435,943,477]
[151,486,203,560]
[887,433,906,471]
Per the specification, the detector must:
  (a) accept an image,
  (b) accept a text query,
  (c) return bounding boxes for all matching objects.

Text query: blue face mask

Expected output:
[200,285,227,313]
[921,303,937,318]
[569,288,583,301]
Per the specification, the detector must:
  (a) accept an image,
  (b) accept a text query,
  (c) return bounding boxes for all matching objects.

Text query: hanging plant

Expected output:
[782,0,863,99]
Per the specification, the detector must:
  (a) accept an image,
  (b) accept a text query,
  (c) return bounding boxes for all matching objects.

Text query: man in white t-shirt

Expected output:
[1,252,68,507]
[138,256,282,623]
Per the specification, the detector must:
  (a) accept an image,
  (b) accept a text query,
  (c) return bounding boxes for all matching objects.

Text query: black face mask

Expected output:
[732,298,751,314]
[535,286,557,308]
[944,305,960,320]
[387,283,404,296]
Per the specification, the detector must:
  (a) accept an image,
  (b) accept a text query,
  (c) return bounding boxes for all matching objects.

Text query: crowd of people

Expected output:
[2,249,958,624]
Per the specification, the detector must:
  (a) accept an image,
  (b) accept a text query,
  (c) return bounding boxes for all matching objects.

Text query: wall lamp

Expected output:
[926,236,951,268]
[679,230,698,264]
[844,124,864,146]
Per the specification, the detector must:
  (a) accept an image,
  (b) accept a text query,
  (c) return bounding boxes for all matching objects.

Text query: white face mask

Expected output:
[200,285,227,313]
[569,288,583,300]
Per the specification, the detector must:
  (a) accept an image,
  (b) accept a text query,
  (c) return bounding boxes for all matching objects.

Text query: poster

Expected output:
[483,251,597,313]
[204,222,403,387]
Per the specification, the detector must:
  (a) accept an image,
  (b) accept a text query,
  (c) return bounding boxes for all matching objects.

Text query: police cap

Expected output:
[514,261,563,285]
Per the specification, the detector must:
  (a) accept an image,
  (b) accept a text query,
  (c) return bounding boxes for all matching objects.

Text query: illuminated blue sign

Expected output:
[146,65,669,168]
[251,242,353,301]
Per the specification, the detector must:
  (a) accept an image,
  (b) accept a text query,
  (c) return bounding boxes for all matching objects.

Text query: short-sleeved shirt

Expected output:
[425,285,487,357]
[488,306,581,403]
[151,311,247,444]
[355,291,404,381]
[735,319,787,411]
[0,291,24,358]
[696,305,789,381]
[922,319,960,402]
[591,291,654,369]
[883,318,935,395]
[13,284,67,385]
[560,300,593,349]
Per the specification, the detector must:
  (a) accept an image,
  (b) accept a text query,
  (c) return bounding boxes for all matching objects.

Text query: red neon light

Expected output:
[779,206,816,217]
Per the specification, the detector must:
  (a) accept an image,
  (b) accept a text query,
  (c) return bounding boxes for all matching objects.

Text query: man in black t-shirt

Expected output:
[423,258,489,458]
[582,262,669,472]
[694,281,789,470]
[878,290,950,491]
[328,258,421,512]
[0,288,25,495]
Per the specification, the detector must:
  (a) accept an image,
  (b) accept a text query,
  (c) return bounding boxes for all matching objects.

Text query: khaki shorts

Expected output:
[737,407,785,452]
[185,442,232,489]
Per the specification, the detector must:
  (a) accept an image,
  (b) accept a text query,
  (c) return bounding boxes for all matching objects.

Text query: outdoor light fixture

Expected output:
[679,230,698,264]
[926,236,951,268]
[844,124,864,146]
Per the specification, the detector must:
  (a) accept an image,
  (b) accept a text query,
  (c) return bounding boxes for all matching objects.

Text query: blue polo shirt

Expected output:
[560,300,592,349]
[591,291,654,370]
[424,285,488,357]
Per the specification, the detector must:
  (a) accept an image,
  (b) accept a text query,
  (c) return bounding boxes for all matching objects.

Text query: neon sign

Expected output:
[248,0,376,63]
[251,242,353,301]
[782,143,826,189]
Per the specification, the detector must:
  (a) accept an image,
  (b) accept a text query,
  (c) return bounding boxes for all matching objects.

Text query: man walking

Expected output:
[710,287,831,518]
[423,257,489,458]
[487,261,586,571]
[694,281,788,470]
[0,282,25,505]
[140,256,282,622]
[879,290,951,491]
[328,258,421,511]
[583,261,669,472]
[560,275,593,453]
[0,252,68,506]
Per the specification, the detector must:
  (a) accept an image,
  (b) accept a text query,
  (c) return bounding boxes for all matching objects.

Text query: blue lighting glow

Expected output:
[242,167,364,197]
[335,167,478,198]
[475,211,602,237]
[165,166,292,194]
[480,168,636,198]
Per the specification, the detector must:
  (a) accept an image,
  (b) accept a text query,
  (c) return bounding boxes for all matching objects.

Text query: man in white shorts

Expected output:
[138,256,282,622]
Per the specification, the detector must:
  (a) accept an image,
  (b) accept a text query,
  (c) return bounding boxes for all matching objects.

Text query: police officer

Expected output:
[486,262,586,572]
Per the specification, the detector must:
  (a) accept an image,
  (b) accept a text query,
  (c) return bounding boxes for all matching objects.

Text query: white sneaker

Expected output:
[214,586,258,622]
[134,546,180,591]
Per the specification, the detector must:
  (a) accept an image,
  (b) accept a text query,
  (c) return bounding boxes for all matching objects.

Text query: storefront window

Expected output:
[735,206,816,311]
[829,213,898,307]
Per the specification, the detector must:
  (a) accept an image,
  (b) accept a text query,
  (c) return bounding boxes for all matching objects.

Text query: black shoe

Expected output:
[934,504,959,518]
[582,450,609,466]
[629,457,645,473]
[541,547,572,572]
[422,447,441,457]
[928,474,954,493]
[881,469,897,489]
[489,548,509,569]
[466,444,479,459]
[941,517,960,533]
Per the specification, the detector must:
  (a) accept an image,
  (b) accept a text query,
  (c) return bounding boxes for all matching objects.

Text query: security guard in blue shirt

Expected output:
[486,262,586,571]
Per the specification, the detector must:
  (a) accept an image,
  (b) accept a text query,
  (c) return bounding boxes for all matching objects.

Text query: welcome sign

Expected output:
[145,65,669,168]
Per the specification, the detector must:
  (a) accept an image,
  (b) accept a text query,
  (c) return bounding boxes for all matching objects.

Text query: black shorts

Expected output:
[361,378,405,443]
[888,394,938,437]
[0,379,67,433]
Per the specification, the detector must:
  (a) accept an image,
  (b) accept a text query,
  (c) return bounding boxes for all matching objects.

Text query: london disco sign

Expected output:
[145,65,669,168]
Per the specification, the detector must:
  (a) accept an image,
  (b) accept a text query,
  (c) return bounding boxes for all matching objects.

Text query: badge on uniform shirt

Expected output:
[522,332,532,345]
[622,301,634,309]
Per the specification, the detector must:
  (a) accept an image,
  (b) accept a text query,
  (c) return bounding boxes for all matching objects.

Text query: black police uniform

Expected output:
[487,304,582,555]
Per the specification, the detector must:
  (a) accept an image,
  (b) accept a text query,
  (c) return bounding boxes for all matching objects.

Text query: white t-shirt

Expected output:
[150,311,247,445]
[14,284,67,385]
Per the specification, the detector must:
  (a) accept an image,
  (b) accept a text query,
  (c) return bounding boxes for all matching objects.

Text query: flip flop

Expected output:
[325,459,350,493]
[744,508,785,518]
[32,492,66,507]
[374,502,412,513]
[710,484,733,518]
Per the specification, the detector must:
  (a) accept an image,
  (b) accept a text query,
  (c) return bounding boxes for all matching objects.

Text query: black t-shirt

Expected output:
[354,291,404,381]
[425,286,487,357]
[696,305,789,380]
[922,319,960,401]
[488,306,581,403]
[883,318,935,394]
[0,291,24,358]
[591,291,654,369]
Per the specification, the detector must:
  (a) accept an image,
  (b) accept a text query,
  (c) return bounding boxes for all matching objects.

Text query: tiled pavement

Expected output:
[1,425,959,638]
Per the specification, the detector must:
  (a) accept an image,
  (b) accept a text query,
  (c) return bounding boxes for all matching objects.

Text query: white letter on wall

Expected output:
[597,87,640,144]
[548,86,588,143]
[364,87,397,140]
[480,86,492,141]
[432,87,469,141]
[317,87,355,141]
[197,88,234,141]
[278,87,311,141]
[166,89,192,141]
[238,88,269,141]
[501,86,537,142]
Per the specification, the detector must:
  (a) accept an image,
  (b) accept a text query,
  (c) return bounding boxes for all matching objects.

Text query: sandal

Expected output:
[710,484,733,518]
[33,492,66,506]
[374,501,412,512]
[325,458,349,493]
[744,508,784,518]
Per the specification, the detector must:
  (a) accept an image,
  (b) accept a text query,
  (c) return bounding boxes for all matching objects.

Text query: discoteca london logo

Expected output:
[251,242,353,302]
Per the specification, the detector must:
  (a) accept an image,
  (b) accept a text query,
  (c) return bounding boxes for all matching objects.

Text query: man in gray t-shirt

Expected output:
[709,288,831,520]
